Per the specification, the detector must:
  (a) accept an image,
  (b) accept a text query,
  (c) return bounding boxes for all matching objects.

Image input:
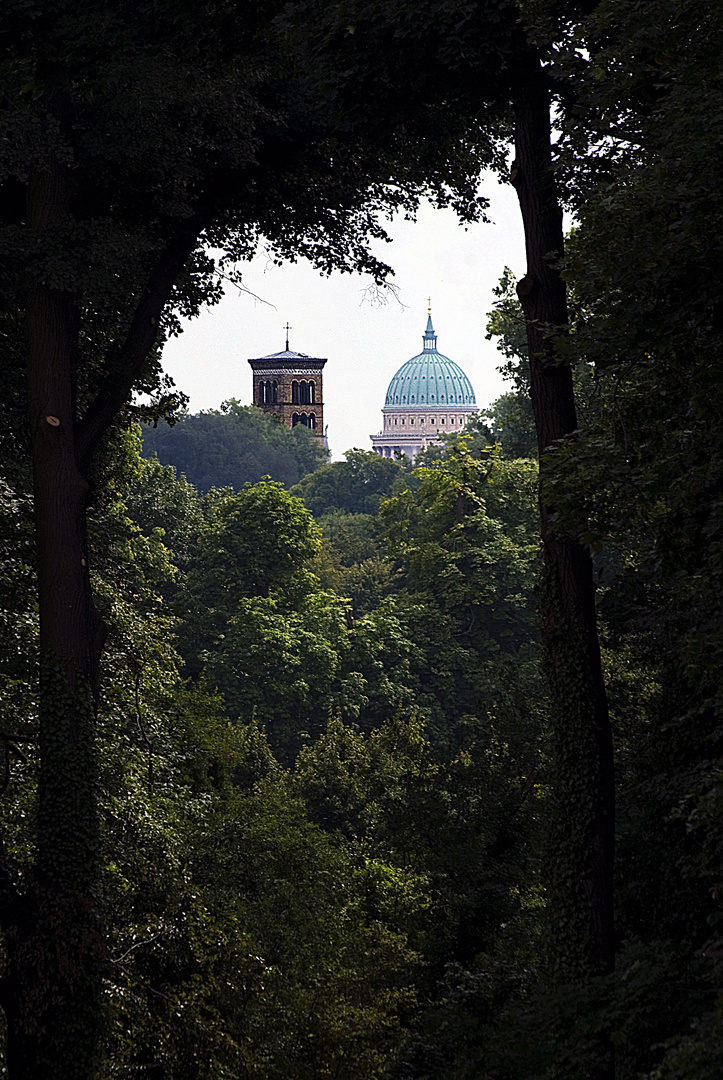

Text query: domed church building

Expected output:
[371,310,478,458]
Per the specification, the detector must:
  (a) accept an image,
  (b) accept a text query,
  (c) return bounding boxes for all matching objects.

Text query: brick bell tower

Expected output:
[248,323,326,439]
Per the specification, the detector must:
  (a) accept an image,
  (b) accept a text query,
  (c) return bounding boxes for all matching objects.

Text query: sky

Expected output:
[159,172,527,460]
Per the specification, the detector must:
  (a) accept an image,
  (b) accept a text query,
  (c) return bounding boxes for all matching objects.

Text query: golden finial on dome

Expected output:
[427,296,432,316]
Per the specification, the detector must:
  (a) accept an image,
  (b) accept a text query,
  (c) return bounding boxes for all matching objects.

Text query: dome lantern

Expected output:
[423,312,437,351]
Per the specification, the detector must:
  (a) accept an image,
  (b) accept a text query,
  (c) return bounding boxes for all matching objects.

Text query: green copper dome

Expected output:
[384,316,476,408]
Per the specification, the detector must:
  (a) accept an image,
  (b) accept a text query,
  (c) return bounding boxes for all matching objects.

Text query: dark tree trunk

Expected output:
[0,157,106,1080]
[511,56,615,985]
[0,130,203,1075]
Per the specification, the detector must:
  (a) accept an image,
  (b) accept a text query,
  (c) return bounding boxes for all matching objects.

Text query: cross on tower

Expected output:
[284,322,292,351]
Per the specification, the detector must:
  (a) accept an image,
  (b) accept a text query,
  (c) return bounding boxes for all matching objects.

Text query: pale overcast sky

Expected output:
[159,172,526,460]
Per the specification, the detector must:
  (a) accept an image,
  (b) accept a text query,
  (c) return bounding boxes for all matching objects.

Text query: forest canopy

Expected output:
[142,400,328,492]
[2,0,723,1078]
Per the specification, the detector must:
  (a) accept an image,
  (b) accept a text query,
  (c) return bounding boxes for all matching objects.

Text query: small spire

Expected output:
[423,304,437,350]
[425,297,434,335]
[284,322,291,351]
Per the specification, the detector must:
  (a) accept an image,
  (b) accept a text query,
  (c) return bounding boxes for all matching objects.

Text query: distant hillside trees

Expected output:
[290,449,404,515]
[142,400,328,491]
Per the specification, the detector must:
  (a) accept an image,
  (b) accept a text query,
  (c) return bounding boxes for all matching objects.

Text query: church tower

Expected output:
[248,326,326,438]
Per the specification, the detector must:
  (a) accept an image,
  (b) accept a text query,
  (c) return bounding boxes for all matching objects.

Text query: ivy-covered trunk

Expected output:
[0,158,105,1080]
[511,57,615,988]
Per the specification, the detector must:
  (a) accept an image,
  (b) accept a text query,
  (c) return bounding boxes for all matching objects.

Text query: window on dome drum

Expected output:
[410,419,414,425]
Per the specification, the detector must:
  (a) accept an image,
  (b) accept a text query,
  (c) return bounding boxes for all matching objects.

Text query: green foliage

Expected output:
[196,479,321,601]
[478,394,537,460]
[290,449,405,516]
[313,512,395,616]
[195,449,543,764]
[88,445,420,1079]
[7,1,723,1070]
[179,478,321,676]
[143,401,328,493]
[295,709,542,958]
[123,442,204,570]
[485,266,530,386]
[379,445,540,660]
[482,266,602,460]
[204,590,351,757]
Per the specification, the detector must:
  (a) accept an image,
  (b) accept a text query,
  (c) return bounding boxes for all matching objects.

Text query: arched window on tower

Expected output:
[309,382,315,404]
[258,382,265,405]
[272,381,278,404]
[292,412,314,428]
[292,381,299,404]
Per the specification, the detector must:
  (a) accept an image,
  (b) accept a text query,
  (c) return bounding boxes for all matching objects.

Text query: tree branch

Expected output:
[74,214,206,473]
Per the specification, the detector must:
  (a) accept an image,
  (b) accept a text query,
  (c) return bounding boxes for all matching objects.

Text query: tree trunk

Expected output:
[0,157,106,1080]
[511,56,615,984]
